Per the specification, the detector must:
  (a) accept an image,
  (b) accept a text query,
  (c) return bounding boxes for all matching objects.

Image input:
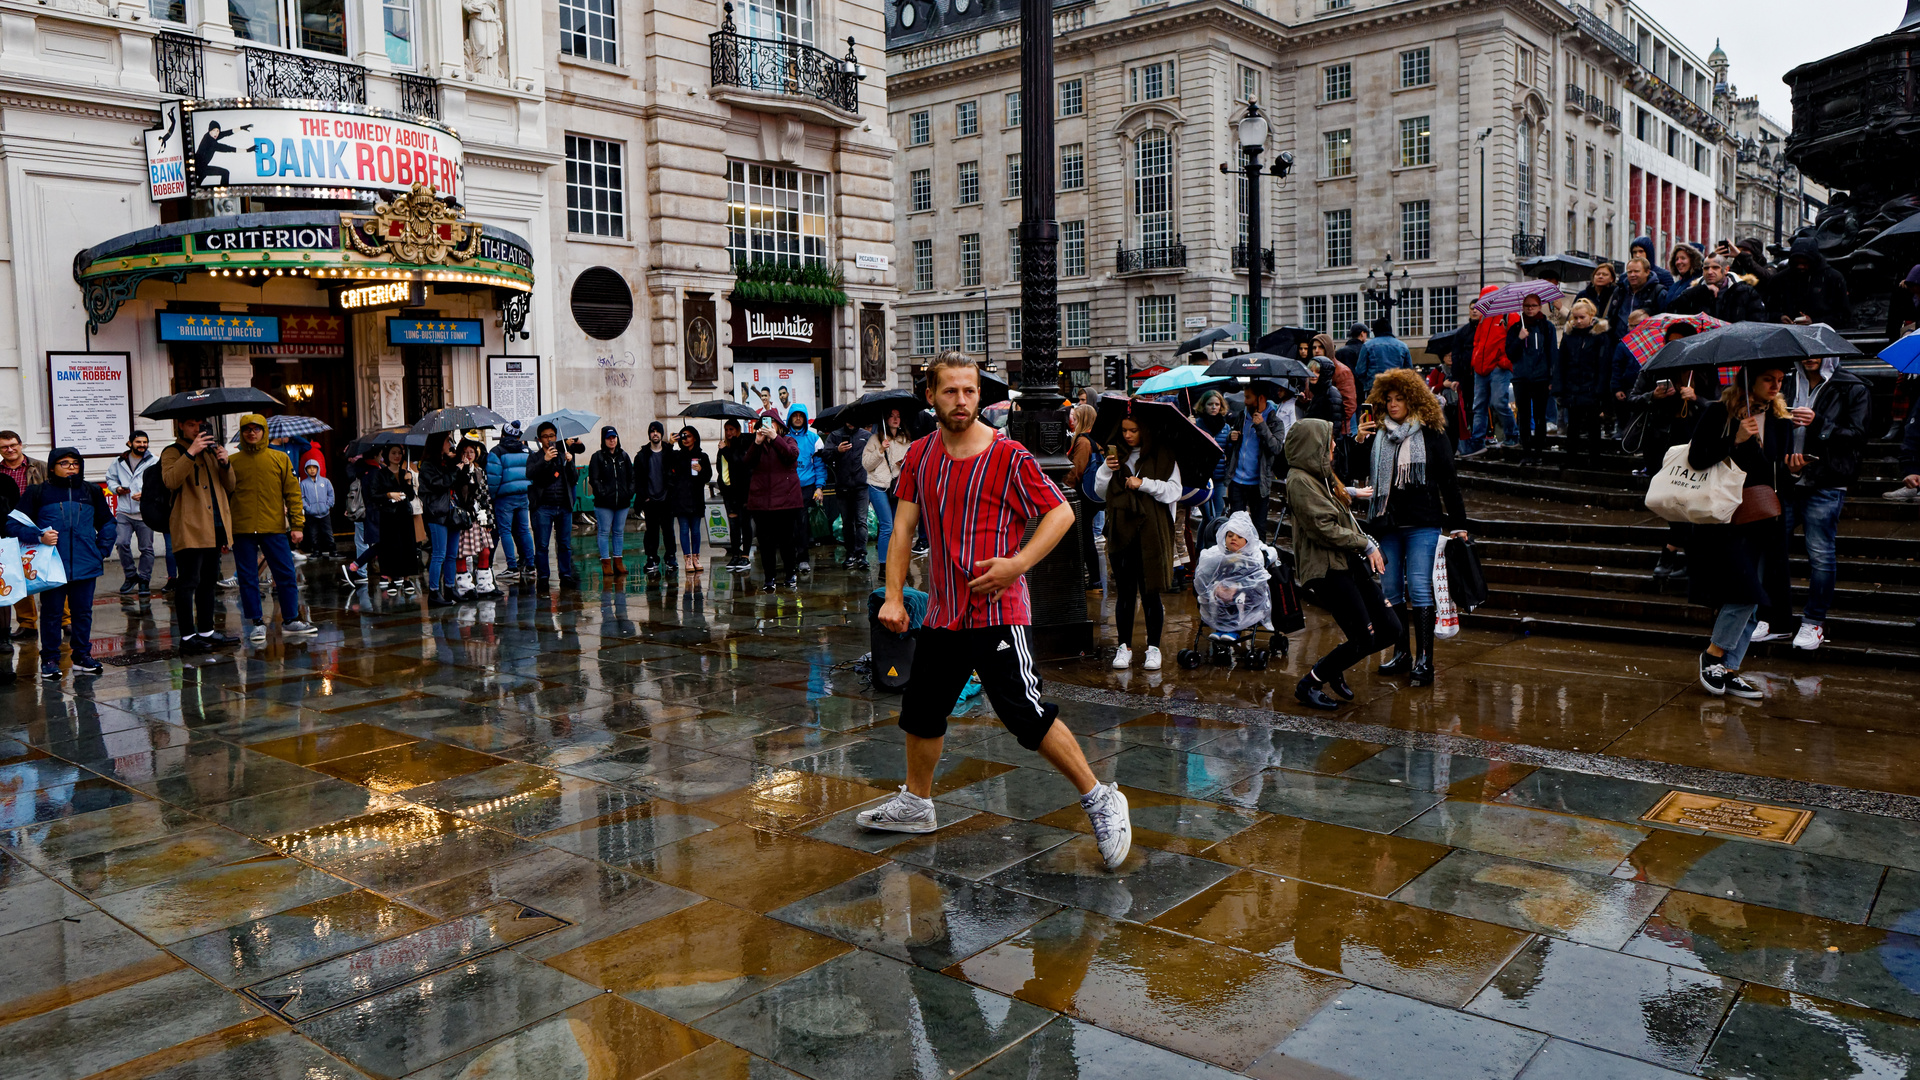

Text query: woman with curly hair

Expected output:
[1353,368,1468,685]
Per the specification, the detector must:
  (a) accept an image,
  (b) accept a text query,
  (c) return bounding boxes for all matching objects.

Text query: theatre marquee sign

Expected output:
[149,99,465,203]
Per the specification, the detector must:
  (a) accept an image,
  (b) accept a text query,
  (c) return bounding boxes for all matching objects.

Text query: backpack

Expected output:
[141,462,173,533]
[345,473,367,522]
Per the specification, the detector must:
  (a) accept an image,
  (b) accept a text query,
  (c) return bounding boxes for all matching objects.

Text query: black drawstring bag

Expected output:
[1445,535,1488,612]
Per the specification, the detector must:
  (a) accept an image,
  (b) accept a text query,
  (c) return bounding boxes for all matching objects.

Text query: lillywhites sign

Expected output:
[747,312,816,343]
[730,302,830,349]
[171,102,464,202]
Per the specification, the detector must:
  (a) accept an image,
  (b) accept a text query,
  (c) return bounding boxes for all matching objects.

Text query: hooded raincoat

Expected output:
[1283,420,1376,586]
[1193,511,1273,634]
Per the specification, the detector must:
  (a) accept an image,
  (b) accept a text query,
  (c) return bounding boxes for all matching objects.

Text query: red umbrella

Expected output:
[1470,279,1566,317]
[1620,313,1730,367]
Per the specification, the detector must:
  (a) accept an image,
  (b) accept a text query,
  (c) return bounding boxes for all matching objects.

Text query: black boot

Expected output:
[1409,606,1437,686]
[1652,548,1681,580]
[1325,671,1355,701]
[428,587,454,609]
[1295,670,1342,710]
[1377,604,1413,676]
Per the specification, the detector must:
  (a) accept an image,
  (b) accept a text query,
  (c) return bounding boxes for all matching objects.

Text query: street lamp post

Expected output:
[1476,127,1493,291]
[1220,100,1292,345]
[1365,255,1411,334]
[966,288,991,371]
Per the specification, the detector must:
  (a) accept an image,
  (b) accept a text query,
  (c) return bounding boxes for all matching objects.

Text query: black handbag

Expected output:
[1445,535,1488,612]
[1270,549,1306,634]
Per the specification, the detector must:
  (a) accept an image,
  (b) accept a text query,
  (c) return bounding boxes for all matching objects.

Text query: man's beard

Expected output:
[939,407,974,434]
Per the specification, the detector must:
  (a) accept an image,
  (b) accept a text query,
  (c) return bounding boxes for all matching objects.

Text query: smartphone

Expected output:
[759,417,774,432]
[1106,444,1121,462]
[1359,403,1375,419]
[1656,379,1674,390]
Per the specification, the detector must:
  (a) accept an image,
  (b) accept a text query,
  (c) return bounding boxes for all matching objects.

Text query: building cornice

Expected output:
[0,89,159,124]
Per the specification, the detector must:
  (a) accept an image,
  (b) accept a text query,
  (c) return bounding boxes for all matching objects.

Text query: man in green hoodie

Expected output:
[230,413,316,641]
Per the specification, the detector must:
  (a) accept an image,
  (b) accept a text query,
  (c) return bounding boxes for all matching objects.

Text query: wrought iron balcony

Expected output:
[156,31,203,98]
[397,72,438,118]
[1117,241,1186,273]
[1565,83,1586,109]
[1573,6,1637,66]
[1230,244,1274,271]
[1604,105,1622,128]
[710,4,860,113]
[1513,234,1547,257]
[245,47,366,104]
[1584,94,1603,118]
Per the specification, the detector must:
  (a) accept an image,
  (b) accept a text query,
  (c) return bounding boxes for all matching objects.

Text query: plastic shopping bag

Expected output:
[0,538,25,608]
[1432,541,1460,639]
[7,511,67,596]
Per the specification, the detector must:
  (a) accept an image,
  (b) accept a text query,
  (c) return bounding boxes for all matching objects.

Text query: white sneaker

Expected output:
[855,786,939,833]
[248,620,267,643]
[1882,486,1920,502]
[1749,621,1784,643]
[219,576,238,589]
[282,620,319,636]
[292,552,309,564]
[1792,622,1824,651]
[1082,783,1132,870]
[1143,646,1162,671]
[1111,645,1133,670]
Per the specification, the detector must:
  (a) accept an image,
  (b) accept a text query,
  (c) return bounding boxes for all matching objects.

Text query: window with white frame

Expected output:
[565,135,625,237]
[1059,78,1083,117]
[382,0,415,66]
[1399,116,1431,167]
[908,111,930,146]
[1062,220,1085,277]
[1323,129,1353,178]
[1400,47,1431,88]
[1006,91,1022,127]
[964,310,986,353]
[1301,296,1328,333]
[1130,60,1175,103]
[559,0,616,63]
[1585,145,1596,193]
[1060,143,1085,190]
[229,0,350,54]
[1567,136,1578,182]
[912,239,933,291]
[1586,215,1597,255]
[1400,200,1431,261]
[910,169,931,213]
[727,162,827,265]
[744,0,813,45]
[1603,152,1614,199]
[1063,302,1091,347]
[1332,293,1358,329]
[956,101,978,137]
[1006,154,1022,199]
[960,233,981,287]
[1516,46,1532,86]
[1008,229,1021,282]
[1138,296,1177,342]
[937,312,963,351]
[1429,286,1458,331]
[957,161,980,205]
[911,315,936,354]
[1134,131,1173,249]
[1324,208,1352,267]
[1324,63,1352,102]
[1239,64,1260,103]
[1230,296,1269,338]
[150,0,184,23]
[1399,287,1426,336]
[1008,307,1022,351]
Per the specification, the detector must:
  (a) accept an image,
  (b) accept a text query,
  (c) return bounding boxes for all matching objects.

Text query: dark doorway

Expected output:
[402,347,445,424]
[250,355,358,479]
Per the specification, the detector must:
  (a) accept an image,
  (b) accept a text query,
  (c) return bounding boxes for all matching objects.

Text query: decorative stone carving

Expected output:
[463,0,504,78]
[685,293,719,387]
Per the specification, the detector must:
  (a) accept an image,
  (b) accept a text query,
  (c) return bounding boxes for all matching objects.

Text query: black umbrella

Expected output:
[679,400,760,421]
[409,405,510,435]
[1089,394,1223,484]
[141,386,281,421]
[1175,324,1244,355]
[1252,326,1321,358]
[1204,352,1313,381]
[344,426,426,457]
[1641,322,1861,376]
[830,389,921,431]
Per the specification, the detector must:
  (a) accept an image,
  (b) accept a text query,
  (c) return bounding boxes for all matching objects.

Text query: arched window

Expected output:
[1516,118,1533,236]
[1134,130,1173,250]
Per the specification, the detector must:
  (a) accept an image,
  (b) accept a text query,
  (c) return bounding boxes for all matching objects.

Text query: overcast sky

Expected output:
[1636,0,1900,122]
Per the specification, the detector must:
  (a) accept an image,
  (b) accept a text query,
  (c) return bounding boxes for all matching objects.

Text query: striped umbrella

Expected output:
[1470,279,1566,317]
[1620,313,1731,367]
[267,414,331,439]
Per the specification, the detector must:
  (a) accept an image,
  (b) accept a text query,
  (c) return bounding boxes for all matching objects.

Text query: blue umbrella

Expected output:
[1136,364,1232,396]
[528,408,600,439]
[1879,332,1920,374]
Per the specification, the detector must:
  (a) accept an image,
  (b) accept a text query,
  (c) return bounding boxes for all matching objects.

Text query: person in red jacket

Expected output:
[746,415,803,592]
[1465,285,1516,455]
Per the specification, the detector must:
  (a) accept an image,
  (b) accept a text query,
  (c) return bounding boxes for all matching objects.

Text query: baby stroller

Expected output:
[1177,510,1292,670]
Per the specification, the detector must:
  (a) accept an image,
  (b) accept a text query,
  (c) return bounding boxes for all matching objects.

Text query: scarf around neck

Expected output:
[1367,417,1427,521]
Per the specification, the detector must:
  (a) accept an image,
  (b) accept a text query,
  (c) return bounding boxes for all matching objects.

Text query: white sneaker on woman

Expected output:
[1143,646,1162,671]
[1111,645,1132,669]
[1749,621,1783,643]
[1792,622,1825,651]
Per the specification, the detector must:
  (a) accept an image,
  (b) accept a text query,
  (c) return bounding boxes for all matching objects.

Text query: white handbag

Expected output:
[1644,443,1744,524]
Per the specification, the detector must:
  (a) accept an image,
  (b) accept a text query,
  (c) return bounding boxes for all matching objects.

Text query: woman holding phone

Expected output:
[1094,416,1181,671]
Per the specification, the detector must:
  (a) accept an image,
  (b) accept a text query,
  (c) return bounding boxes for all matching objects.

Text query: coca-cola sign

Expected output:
[730,301,831,349]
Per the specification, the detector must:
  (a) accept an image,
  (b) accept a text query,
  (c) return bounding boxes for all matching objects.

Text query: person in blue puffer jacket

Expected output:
[8,447,116,680]
[786,404,825,572]
[487,421,535,581]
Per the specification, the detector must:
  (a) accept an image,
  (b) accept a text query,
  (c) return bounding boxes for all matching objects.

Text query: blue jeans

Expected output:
[233,532,299,622]
[163,532,177,579]
[115,519,154,581]
[39,578,96,661]
[1376,526,1441,607]
[1472,369,1513,446]
[677,515,702,556]
[532,504,573,580]
[594,506,630,559]
[495,496,533,570]
[426,522,455,590]
[1712,604,1760,669]
[1783,488,1844,624]
[352,520,367,562]
[869,485,895,560]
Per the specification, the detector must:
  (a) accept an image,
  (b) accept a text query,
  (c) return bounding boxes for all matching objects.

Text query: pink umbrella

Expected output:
[1619,312,1731,367]
[1470,279,1566,317]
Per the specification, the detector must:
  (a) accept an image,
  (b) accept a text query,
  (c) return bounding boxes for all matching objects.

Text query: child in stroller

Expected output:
[1179,510,1288,669]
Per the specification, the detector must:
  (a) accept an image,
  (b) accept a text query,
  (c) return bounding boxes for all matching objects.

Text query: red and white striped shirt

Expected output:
[895,431,1063,630]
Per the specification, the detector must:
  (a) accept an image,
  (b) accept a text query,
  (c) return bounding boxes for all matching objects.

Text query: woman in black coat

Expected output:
[1686,360,1792,700]
[667,426,714,576]
[588,428,635,578]
[417,432,462,604]
[373,445,420,593]
[1553,299,1614,469]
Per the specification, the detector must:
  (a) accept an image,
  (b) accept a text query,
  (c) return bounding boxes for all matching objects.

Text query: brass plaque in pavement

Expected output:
[1641,791,1812,845]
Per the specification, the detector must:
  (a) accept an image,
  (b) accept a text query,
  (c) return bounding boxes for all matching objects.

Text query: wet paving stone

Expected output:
[1188,725,1386,774]
[0,965,262,1080]
[43,824,272,898]
[406,763,652,837]
[0,857,95,936]
[132,745,334,809]
[545,899,853,1022]
[1698,984,1920,1079]
[295,947,600,1077]
[1872,867,1920,933]
[405,993,712,1080]
[784,741,1017,796]
[1211,769,1445,834]
[1034,785,1265,857]
[1098,745,1268,801]
[1202,813,1450,896]
[309,740,508,793]
[1467,936,1739,1070]
[200,780,408,840]
[535,800,731,864]
[886,813,1079,880]
[939,767,1107,820]
[135,1028,369,1080]
[1397,801,1650,876]
[1342,748,1537,801]
[988,834,1236,923]
[310,818,544,895]
[1395,849,1668,950]
[6,775,142,825]
[96,852,356,944]
[1515,1039,1696,1080]
[169,889,438,987]
[969,1016,1241,1079]
[1494,768,1672,823]
[801,800,980,854]
[1613,830,1886,924]
[1,796,208,865]
[520,736,715,786]
[642,715,797,752]
[769,862,1061,970]
[245,723,420,766]
[706,727,870,766]
[1260,984,1547,1080]
[959,728,1131,768]
[953,907,1348,1069]
[691,769,893,832]
[854,713,1008,748]
[1,908,183,1025]
[623,823,886,913]
[694,948,1053,1080]
[1155,871,1533,1006]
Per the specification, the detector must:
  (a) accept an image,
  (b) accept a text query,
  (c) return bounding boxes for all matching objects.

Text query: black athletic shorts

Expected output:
[898,625,1057,750]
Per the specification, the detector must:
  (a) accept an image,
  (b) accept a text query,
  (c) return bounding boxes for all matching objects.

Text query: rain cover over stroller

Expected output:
[1193,510,1274,635]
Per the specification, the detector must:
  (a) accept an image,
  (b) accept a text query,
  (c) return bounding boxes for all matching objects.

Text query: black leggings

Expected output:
[1513,379,1551,451]
[1303,568,1401,678]
[754,509,799,580]
[1108,543,1164,649]
[174,547,223,635]
[642,501,677,560]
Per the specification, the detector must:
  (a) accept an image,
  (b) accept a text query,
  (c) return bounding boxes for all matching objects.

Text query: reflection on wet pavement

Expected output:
[5,550,1920,1078]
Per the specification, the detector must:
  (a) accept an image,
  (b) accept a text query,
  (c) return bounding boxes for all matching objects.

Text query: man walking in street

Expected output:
[860,352,1132,870]
[1226,381,1286,540]
[529,421,583,590]
[1354,317,1412,404]
[1764,356,1871,652]
[161,417,238,653]
[105,430,158,596]
[0,431,47,641]
[229,414,316,641]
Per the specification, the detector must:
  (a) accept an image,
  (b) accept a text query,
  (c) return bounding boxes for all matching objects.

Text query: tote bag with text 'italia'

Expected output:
[1644,443,1744,525]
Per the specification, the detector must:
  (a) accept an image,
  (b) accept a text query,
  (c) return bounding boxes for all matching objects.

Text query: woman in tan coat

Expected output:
[160,417,237,651]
